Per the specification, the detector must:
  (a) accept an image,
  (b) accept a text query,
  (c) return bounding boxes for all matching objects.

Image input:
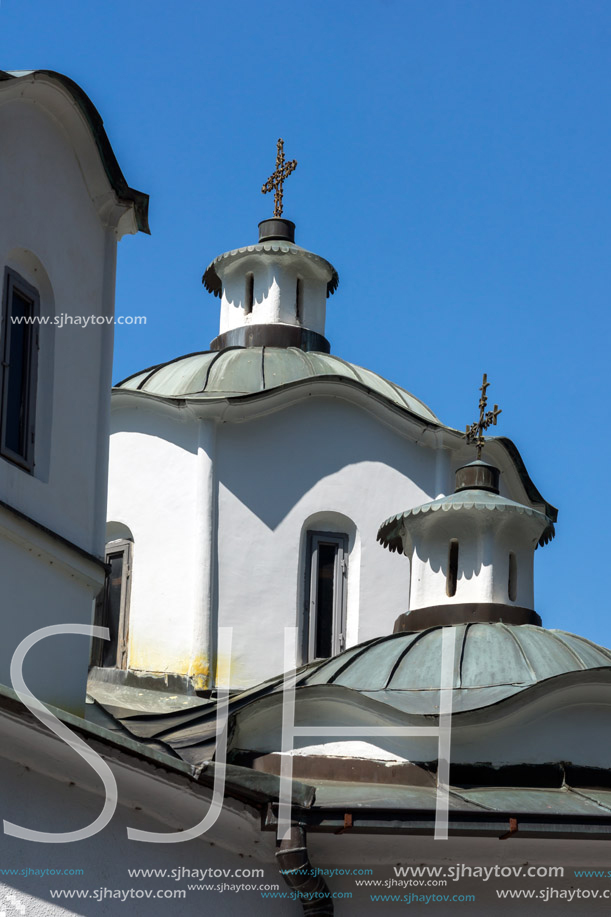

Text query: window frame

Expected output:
[91,538,132,669]
[0,267,40,472]
[303,531,348,663]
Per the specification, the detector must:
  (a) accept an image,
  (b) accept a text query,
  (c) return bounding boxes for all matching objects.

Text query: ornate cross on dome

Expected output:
[261,138,297,217]
[464,373,502,459]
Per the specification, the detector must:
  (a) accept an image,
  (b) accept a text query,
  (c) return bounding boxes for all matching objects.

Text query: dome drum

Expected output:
[393,602,542,633]
[209,323,330,353]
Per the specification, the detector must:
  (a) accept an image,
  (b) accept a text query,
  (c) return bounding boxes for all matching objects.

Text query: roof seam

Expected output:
[500,623,539,682]
[548,633,589,670]
[321,637,393,685]
[385,629,439,689]
[202,346,245,393]
[457,624,469,689]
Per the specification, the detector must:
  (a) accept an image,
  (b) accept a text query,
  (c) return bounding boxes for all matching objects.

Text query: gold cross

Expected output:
[464,373,502,460]
[261,138,297,217]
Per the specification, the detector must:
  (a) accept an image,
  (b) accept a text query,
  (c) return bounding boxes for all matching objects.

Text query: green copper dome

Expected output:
[301,623,611,713]
[114,346,440,424]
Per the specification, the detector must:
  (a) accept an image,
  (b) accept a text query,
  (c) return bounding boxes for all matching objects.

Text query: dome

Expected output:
[300,623,611,713]
[114,346,440,424]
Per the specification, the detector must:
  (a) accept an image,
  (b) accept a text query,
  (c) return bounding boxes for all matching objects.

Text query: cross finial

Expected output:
[261,139,297,217]
[463,373,502,460]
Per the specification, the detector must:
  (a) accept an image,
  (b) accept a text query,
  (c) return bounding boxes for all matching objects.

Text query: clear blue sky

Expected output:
[3,0,610,644]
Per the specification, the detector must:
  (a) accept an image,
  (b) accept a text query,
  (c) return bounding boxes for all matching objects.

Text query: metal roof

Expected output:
[115,346,441,423]
[303,624,611,713]
[106,625,611,764]
[7,682,611,836]
[378,488,555,552]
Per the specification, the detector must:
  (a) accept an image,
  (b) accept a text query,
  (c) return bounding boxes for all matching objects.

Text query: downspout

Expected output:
[276,825,333,915]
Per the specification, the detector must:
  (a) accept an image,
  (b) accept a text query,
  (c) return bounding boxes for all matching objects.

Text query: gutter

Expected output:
[264,805,611,841]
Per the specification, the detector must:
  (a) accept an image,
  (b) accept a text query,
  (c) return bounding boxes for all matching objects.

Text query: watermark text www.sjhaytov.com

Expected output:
[11,313,146,329]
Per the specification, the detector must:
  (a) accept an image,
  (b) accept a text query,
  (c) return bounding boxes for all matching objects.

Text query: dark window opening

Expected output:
[244,272,254,315]
[91,539,132,669]
[296,277,303,322]
[446,539,459,597]
[1,268,39,471]
[304,531,348,662]
[508,552,518,602]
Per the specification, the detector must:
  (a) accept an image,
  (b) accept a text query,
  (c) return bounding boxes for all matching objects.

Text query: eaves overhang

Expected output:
[202,242,339,299]
[4,682,611,846]
[226,669,611,739]
[377,489,555,552]
[108,662,611,765]
[0,683,314,813]
[0,69,150,234]
[111,375,441,440]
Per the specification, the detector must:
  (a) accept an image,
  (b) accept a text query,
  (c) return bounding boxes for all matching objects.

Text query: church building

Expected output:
[102,141,557,697]
[2,71,611,917]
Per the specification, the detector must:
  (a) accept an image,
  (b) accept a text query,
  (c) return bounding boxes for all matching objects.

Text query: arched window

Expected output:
[91,528,133,670]
[304,531,348,661]
[508,552,518,602]
[446,539,459,597]
[0,267,39,471]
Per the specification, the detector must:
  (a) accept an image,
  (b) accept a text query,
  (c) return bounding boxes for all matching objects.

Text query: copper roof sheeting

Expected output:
[115,346,441,423]
[106,626,611,755]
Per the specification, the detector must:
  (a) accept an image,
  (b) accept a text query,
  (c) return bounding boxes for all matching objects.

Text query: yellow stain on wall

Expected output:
[128,643,213,690]
[188,655,210,692]
[128,643,243,692]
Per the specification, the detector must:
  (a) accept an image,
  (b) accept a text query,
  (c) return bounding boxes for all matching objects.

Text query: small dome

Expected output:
[301,623,611,713]
[114,346,440,424]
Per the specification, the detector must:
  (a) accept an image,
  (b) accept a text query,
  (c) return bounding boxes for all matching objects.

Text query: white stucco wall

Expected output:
[0,97,118,555]
[215,397,435,688]
[407,509,539,611]
[218,250,330,336]
[0,85,136,713]
[0,755,294,917]
[0,520,103,714]
[107,405,213,687]
[108,394,444,690]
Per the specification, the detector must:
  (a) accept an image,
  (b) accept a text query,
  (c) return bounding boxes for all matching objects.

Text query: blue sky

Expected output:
[3,0,610,643]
